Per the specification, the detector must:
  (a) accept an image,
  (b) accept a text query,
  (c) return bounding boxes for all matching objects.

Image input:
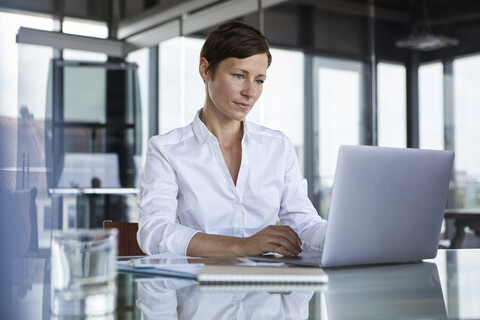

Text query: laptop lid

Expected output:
[320,145,454,268]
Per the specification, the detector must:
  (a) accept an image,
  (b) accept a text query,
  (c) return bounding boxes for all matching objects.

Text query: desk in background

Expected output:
[444,208,480,248]
[10,249,480,319]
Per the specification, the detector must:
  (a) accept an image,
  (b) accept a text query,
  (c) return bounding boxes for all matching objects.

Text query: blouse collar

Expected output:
[192,108,250,145]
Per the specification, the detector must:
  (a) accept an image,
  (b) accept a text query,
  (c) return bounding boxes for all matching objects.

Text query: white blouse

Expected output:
[137,110,327,255]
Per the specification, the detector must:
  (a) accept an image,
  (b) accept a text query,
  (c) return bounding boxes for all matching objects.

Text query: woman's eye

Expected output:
[233,74,244,79]
[256,79,264,85]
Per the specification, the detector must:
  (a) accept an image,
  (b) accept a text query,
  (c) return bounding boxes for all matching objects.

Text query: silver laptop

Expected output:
[249,145,454,268]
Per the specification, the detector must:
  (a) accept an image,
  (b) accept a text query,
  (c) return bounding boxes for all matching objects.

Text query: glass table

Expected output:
[10,249,480,319]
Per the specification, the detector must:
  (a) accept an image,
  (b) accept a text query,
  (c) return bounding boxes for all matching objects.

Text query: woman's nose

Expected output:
[241,81,256,98]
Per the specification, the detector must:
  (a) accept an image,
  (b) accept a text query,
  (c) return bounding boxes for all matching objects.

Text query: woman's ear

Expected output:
[199,57,209,82]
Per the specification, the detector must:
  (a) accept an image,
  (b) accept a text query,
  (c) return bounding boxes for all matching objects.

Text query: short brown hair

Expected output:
[200,21,272,77]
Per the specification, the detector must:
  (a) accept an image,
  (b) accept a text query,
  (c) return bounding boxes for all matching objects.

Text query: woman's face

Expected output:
[201,53,268,122]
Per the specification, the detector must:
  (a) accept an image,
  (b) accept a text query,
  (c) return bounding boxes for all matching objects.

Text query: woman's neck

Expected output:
[200,106,243,146]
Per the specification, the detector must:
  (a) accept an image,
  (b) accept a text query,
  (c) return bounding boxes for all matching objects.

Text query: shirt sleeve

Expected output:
[137,137,200,255]
[278,135,328,252]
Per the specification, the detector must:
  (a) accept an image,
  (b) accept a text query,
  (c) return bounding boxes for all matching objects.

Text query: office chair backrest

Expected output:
[103,220,145,256]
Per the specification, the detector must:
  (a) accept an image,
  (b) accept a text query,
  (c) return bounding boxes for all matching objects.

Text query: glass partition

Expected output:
[0,12,54,253]
[14,43,53,251]
[45,60,142,229]
[45,60,142,187]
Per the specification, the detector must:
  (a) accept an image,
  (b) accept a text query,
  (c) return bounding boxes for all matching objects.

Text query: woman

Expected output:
[137,21,327,257]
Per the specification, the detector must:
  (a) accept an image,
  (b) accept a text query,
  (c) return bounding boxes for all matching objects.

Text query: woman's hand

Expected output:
[238,225,302,257]
[187,225,302,257]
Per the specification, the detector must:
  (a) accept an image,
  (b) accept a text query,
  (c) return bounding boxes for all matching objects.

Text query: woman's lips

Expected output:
[234,102,250,109]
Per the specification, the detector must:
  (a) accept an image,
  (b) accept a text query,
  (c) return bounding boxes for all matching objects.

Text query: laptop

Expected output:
[248,145,454,268]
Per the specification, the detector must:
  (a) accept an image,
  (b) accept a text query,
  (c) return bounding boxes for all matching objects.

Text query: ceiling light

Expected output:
[395,33,459,51]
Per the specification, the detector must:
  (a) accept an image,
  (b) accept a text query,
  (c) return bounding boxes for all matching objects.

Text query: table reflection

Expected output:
[325,262,447,319]
[8,249,480,319]
[137,278,314,319]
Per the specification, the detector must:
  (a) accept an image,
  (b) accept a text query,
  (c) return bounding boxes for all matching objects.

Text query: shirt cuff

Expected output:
[159,223,200,256]
[183,229,201,256]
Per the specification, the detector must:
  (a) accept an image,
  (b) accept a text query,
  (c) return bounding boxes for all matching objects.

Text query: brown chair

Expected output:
[103,220,145,256]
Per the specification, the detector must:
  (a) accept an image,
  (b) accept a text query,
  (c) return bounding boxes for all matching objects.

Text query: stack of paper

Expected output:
[198,265,328,284]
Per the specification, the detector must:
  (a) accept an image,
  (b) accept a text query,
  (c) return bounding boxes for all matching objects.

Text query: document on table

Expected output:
[117,253,257,279]
[117,253,327,284]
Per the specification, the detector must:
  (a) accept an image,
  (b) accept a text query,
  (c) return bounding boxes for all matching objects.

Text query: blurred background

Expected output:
[1,0,480,258]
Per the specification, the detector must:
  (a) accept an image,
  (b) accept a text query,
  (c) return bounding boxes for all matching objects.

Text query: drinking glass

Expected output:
[50,228,118,316]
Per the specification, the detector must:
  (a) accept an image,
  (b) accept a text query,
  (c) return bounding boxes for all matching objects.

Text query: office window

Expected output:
[63,64,107,123]
[419,62,444,150]
[255,48,305,169]
[62,18,108,61]
[454,54,480,209]
[62,17,108,38]
[377,62,406,148]
[159,37,204,133]
[0,12,53,119]
[315,57,363,216]
[127,48,150,168]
